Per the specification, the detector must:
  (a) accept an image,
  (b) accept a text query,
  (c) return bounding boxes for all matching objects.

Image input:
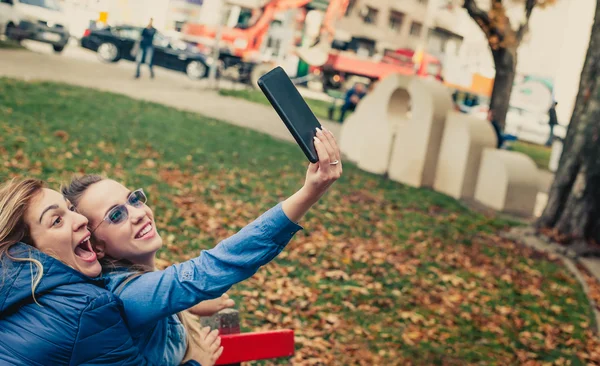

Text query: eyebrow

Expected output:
[102,190,132,218]
[39,204,59,223]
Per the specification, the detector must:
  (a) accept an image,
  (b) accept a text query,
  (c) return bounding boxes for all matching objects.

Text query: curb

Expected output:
[501,226,600,335]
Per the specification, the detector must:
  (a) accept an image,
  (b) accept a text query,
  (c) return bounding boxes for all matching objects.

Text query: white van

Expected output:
[0,0,70,53]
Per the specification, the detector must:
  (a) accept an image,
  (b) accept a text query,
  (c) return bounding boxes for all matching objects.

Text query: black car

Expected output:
[80,25,212,80]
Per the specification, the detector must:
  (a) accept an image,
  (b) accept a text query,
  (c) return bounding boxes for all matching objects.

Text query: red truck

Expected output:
[309,48,444,91]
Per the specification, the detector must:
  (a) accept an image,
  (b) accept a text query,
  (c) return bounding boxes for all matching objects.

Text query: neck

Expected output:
[135,253,155,269]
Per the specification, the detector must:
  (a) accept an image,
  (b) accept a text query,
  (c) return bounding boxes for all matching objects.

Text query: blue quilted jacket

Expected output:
[0,243,199,366]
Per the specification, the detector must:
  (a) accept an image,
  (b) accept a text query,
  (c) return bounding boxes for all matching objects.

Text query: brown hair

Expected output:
[63,174,204,361]
[0,178,45,303]
[61,175,139,269]
[61,174,104,208]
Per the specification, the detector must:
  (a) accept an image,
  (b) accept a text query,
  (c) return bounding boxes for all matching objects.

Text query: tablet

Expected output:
[257,66,322,163]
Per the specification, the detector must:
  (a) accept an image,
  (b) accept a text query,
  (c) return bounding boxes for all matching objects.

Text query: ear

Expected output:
[92,239,106,260]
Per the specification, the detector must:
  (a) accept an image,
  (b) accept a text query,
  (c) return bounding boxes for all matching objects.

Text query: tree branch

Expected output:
[516,0,536,43]
[463,0,492,37]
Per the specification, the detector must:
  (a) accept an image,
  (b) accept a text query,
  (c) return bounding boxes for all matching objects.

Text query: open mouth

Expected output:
[74,235,97,263]
[135,223,154,239]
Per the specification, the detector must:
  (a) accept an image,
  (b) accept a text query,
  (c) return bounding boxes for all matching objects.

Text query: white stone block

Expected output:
[433,111,497,199]
[387,78,453,187]
[339,74,411,174]
[474,149,540,217]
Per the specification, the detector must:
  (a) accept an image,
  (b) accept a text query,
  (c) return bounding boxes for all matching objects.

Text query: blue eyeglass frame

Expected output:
[90,189,147,234]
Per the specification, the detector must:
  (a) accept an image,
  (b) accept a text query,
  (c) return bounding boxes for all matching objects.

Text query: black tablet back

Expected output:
[258,66,322,163]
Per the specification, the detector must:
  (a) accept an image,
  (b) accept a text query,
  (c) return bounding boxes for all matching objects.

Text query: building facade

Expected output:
[333,0,464,58]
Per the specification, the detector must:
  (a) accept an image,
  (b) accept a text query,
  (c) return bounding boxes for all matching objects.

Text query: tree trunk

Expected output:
[489,47,517,131]
[536,0,600,256]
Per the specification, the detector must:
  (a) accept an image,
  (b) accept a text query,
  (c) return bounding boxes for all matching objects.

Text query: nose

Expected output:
[129,204,146,224]
[72,211,89,232]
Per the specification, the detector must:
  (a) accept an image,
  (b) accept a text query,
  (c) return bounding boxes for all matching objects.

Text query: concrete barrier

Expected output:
[339,74,411,174]
[338,74,452,182]
[387,78,453,187]
[433,111,497,199]
[474,149,539,216]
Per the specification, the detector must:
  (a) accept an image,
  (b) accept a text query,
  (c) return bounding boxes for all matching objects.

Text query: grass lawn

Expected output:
[2,78,599,365]
[219,88,340,122]
[511,141,552,170]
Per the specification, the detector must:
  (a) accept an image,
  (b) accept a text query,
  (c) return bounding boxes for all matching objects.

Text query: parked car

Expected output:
[80,25,213,80]
[0,0,70,53]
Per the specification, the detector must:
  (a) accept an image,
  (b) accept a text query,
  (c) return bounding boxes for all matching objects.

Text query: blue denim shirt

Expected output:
[103,203,302,365]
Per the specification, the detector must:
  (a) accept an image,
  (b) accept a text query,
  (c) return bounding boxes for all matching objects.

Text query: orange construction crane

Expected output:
[181,0,349,84]
[182,0,307,60]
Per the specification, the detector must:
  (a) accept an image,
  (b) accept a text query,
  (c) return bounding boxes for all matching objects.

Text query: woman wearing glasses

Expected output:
[62,127,343,365]
[0,179,214,365]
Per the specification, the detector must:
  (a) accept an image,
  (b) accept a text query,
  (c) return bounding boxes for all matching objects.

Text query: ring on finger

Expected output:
[330,160,339,165]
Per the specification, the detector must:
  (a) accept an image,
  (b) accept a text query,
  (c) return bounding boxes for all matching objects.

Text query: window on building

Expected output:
[174,21,185,32]
[429,28,463,56]
[345,0,357,16]
[388,11,404,31]
[362,6,379,25]
[332,39,349,50]
[427,33,444,55]
[236,7,255,29]
[410,22,422,37]
[348,37,377,57]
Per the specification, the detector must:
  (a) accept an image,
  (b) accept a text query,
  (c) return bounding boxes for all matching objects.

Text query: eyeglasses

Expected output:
[90,189,147,234]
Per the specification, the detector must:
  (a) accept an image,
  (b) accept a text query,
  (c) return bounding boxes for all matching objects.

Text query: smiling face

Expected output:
[76,180,162,267]
[24,188,100,277]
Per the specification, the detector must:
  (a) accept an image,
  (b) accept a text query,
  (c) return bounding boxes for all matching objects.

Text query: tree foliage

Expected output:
[463,0,556,50]
[461,0,557,130]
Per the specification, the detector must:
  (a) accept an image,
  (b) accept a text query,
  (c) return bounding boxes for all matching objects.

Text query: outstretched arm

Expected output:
[113,202,302,334]
[115,128,342,335]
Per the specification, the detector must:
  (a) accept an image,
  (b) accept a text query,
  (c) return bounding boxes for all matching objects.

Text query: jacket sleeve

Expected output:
[70,291,156,366]
[117,202,302,334]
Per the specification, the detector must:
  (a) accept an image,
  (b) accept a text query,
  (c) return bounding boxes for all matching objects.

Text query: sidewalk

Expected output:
[0,49,342,144]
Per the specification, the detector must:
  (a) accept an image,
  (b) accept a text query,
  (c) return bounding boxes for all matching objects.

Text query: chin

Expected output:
[131,237,162,259]
[80,263,102,278]
[149,240,162,255]
[151,235,163,250]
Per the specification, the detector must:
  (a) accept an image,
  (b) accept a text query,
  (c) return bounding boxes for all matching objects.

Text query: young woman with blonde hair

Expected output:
[0,178,217,365]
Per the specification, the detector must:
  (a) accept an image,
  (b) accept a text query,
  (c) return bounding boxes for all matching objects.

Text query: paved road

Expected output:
[20,39,334,101]
[1,42,342,144]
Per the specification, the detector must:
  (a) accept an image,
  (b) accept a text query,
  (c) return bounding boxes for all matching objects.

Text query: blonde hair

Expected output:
[63,174,205,361]
[0,178,45,304]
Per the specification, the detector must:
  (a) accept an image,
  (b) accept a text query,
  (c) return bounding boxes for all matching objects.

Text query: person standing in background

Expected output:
[135,18,157,79]
[488,110,504,149]
[338,83,367,123]
[546,101,559,146]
